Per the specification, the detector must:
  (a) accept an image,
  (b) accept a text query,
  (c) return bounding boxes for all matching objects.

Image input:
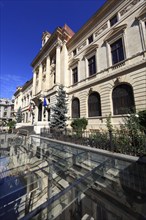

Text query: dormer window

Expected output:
[88,35,93,44]
[110,14,118,27]
[73,49,77,56]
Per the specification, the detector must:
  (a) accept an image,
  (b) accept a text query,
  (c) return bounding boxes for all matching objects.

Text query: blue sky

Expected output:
[0,0,106,99]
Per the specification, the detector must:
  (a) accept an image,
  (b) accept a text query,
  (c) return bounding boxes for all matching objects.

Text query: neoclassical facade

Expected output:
[14,79,33,127]
[14,0,146,133]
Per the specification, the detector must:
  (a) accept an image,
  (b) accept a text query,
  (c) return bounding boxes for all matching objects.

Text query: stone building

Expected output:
[14,0,146,133]
[0,98,15,130]
[14,79,33,127]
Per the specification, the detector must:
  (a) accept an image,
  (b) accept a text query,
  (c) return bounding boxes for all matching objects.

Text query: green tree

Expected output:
[138,110,146,134]
[50,84,68,130]
[71,117,88,136]
[7,120,16,133]
[16,107,23,123]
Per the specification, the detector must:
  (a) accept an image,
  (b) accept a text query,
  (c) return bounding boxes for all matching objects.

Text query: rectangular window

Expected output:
[3,112,7,117]
[42,62,46,72]
[110,15,118,27]
[88,55,96,76]
[88,35,93,44]
[72,67,78,84]
[73,49,77,56]
[111,38,124,65]
[36,70,39,78]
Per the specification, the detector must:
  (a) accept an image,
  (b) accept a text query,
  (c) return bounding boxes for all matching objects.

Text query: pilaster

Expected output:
[38,64,43,92]
[32,71,36,96]
[46,56,51,90]
[55,41,62,84]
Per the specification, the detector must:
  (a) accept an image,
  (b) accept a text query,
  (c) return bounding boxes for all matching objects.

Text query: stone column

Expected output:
[38,64,43,92]
[55,41,61,84]
[62,41,68,86]
[105,41,111,68]
[85,57,88,78]
[32,71,36,96]
[95,47,99,73]
[46,56,50,90]
[138,19,146,52]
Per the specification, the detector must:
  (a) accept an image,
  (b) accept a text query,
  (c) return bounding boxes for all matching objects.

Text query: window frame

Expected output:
[72,98,80,118]
[88,92,101,117]
[72,67,78,84]
[110,14,118,27]
[88,35,93,44]
[110,38,125,65]
[88,55,96,76]
[73,49,77,56]
[112,84,135,115]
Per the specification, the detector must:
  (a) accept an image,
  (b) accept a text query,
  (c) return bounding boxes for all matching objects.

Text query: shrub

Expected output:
[138,110,146,134]
[71,118,88,136]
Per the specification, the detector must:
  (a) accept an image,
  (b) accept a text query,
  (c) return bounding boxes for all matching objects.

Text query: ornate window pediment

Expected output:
[84,44,98,57]
[104,24,127,42]
[69,58,80,67]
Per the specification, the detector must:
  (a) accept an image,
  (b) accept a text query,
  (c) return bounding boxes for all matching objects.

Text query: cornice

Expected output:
[136,4,146,20]
[31,31,57,67]
[21,78,33,92]
[67,0,122,49]
[31,25,73,68]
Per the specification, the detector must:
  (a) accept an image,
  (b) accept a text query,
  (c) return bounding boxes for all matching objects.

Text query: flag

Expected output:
[28,105,31,111]
[43,97,47,107]
[43,97,48,115]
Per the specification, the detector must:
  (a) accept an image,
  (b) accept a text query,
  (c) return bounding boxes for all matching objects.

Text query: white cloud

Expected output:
[0,73,28,98]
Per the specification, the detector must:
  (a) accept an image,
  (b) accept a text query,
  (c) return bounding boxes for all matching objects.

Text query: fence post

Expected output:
[109,129,113,151]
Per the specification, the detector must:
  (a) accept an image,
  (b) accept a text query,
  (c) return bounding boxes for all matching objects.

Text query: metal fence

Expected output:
[40,128,146,156]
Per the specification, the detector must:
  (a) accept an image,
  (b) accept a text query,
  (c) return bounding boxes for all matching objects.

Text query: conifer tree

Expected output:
[50,84,68,130]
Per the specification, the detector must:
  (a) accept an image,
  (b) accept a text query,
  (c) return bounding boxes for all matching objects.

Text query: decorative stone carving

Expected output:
[95,23,108,37]
[120,0,141,16]
[78,41,87,51]
[114,77,121,86]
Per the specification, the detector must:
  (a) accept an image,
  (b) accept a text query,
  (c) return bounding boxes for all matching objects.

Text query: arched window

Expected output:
[112,84,135,115]
[38,103,42,121]
[88,92,101,117]
[72,98,80,118]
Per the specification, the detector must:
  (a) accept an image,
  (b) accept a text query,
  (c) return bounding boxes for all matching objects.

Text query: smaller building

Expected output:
[14,78,33,128]
[0,98,15,131]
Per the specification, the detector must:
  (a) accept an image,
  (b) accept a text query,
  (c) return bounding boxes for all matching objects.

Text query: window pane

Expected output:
[88,55,96,76]
[110,15,118,27]
[72,67,78,84]
[112,84,135,115]
[72,98,80,118]
[88,35,93,44]
[88,92,101,117]
[111,39,124,65]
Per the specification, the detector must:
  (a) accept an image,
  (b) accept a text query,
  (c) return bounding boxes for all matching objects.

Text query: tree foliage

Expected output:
[71,117,88,136]
[138,110,146,134]
[50,85,68,130]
